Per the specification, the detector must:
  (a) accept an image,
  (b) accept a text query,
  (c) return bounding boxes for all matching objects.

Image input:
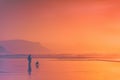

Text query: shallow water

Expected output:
[0,58,120,80]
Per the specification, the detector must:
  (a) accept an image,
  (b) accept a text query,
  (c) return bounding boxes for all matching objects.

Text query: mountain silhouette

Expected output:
[0,46,7,53]
[0,40,50,54]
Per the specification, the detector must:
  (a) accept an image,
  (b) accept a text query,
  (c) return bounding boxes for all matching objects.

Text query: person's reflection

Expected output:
[28,63,32,75]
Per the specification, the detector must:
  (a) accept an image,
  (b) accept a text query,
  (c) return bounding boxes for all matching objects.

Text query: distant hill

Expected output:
[0,40,51,54]
[0,46,7,53]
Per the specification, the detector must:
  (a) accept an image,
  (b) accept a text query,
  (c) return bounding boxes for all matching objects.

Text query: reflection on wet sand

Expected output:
[1,58,120,80]
[28,61,40,76]
[28,63,32,76]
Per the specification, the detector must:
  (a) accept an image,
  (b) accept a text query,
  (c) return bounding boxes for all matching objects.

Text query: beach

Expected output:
[0,58,120,80]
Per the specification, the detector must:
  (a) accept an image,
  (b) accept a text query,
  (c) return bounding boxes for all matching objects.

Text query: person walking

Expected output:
[28,54,32,64]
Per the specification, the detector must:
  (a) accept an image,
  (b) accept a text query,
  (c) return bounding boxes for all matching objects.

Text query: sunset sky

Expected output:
[1,0,120,54]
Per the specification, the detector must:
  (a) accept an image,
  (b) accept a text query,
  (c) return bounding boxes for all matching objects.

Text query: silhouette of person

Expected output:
[27,54,32,75]
[28,54,32,64]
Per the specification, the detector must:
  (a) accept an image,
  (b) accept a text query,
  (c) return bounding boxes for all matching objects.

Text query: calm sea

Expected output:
[0,58,120,80]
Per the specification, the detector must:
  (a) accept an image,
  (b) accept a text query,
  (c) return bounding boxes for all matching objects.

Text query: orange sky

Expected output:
[1,0,120,54]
